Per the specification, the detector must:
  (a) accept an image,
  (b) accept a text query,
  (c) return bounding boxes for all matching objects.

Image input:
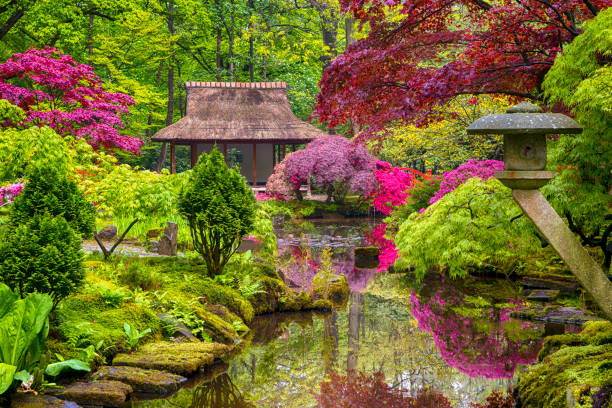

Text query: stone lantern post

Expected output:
[467,102,612,321]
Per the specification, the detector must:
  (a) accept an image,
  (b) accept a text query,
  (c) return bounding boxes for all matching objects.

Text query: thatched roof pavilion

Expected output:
[151,81,328,184]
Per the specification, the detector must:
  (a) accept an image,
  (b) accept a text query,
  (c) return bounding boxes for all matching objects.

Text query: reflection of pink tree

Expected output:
[365,224,398,272]
[410,286,542,379]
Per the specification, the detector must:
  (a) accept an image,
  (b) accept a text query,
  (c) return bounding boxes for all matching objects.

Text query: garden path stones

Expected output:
[11,394,81,408]
[91,366,187,394]
[112,341,231,376]
[49,381,132,407]
[96,225,117,241]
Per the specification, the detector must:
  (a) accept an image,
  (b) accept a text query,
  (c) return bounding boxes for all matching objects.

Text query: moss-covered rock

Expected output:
[10,394,80,408]
[198,280,254,323]
[354,246,380,269]
[91,366,186,394]
[311,299,333,310]
[112,341,231,376]
[247,276,285,315]
[517,321,612,408]
[279,290,313,312]
[312,273,349,304]
[191,303,241,343]
[50,381,132,408]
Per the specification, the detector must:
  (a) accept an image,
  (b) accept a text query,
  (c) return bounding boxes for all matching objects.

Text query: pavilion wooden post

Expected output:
[282,143,286,159]
[223,143,227,161]
[252,143,257,185]
[190,143,197,168]
[170,142,176,174]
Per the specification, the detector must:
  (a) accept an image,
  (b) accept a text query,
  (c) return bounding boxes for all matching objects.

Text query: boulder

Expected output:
[112,341,231,376]
[158,222,178,256]
[11,394,80,408]
[91,366,186,394]
[312,273,349,304]
[157,313,197,340]
[526,289,560,302]
[50,381,132,408]
[354,246,380,269]
[521,277,579,293]
[97,225,117,241]
[146,228,164,240]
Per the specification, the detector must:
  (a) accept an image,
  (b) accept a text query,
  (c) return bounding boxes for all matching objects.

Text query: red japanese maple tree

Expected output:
[314,0,610,139]
[0,47,142,153]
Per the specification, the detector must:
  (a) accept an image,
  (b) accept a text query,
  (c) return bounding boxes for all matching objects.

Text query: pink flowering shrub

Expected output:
[265,156,298,200]
[0,183,23,206]
[372,161,413,215]
[430,159,504,205]
[410,285,542,379]
[0,47,142,153]
[284,136,377,202]
[365,223,399,272]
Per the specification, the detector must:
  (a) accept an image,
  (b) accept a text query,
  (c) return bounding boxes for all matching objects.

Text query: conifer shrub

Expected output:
[10,167,95,237]
[178,147,256,276]
[0,213,84,306]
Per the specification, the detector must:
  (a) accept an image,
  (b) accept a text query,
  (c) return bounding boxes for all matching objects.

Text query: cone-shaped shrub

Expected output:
[178,147,256,276]
[0,213,84,306]
[10,167,95,237]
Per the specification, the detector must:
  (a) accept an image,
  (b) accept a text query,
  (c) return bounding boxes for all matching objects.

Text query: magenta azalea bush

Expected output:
[372,161,413,215]
[0,183,23,206]
[430,159,504,205]
[283,136,377,202]
[0,47,142,153]
[410,285,542,379]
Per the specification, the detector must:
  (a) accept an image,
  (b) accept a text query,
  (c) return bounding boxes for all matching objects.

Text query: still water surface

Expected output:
[133,219,564,407]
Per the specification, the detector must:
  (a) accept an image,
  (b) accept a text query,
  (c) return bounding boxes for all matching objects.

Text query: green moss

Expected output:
[191,303,240,344]
[312,272,349,303]
[199,280,254,323]
[311,299,333,310]
[247,276,285,315]
[279,290,313,312]
[518,321,612,408]
[52,294,164,359]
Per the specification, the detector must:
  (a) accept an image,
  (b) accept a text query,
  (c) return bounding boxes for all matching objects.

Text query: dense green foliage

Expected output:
[394,178,540,279]
[542,8,611,235]
[10,167,95,237]
[0,214,84,305]
[0,283,52,395]
[178,148,256,276]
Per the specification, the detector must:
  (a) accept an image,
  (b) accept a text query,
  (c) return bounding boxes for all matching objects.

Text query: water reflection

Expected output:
[190,374,253,408]
[410,279,543,379]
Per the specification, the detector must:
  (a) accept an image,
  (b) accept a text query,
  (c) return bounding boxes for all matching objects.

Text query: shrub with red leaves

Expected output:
[314,371,453,408]
[470,391,515,408]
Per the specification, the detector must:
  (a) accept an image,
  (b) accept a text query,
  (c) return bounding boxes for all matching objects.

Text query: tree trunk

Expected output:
[145,61,165,140]
[216,28,222,81]
[155,0,175,173]
[313,0,339,70]
[0,8,24,41]
[88,13,94,65]
[248,0,255,82]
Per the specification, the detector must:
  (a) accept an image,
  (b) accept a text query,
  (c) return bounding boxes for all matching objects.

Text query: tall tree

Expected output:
[314,0,610,138]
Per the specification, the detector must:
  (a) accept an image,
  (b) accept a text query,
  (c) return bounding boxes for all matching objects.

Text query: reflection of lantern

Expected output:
[467,102,581,189]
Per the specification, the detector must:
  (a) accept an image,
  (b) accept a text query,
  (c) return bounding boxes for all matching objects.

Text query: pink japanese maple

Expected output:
[0,47,142,153]
[430,159,504,204]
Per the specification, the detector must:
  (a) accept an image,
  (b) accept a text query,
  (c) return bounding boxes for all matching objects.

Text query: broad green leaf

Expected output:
[45,359,91,377]
[0,363,16,395]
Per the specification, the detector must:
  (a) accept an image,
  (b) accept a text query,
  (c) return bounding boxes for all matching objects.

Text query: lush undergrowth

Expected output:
[46,255,333,367]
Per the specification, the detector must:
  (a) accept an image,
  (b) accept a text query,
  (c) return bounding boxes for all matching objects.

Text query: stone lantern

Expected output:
[466,101,612,321]
[466,101,582,189]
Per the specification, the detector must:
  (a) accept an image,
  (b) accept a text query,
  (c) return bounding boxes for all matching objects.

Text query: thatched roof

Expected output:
[151,82,328,143]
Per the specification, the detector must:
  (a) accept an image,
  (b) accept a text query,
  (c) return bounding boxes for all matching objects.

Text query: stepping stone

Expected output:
[50,381,132,408]
[526,289,560,301]
[92,366,187,395]
[521,277,578,293]
[11,394,81,408]
[112,342,231,376]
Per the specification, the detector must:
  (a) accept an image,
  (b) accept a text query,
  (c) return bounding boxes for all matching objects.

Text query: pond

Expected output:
[131,218,575,408]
